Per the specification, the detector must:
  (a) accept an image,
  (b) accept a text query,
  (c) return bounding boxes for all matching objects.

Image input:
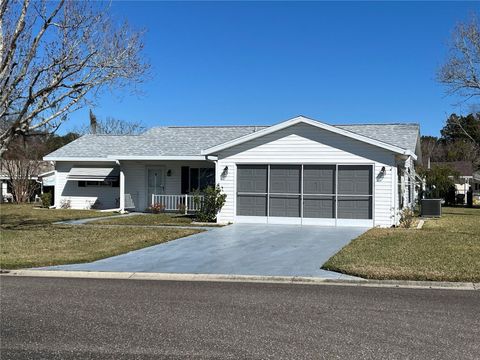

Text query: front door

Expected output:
[147,168,164,206]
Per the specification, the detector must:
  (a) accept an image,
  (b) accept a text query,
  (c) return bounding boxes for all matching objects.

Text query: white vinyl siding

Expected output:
[55,162,119,209]
[215,123,397,227]
[55,160,214,210]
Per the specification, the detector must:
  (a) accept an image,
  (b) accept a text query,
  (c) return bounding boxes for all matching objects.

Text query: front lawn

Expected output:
[1,203,115,227]
[92,213,222,226]
[323,207,480,282]
[0,204,202,269]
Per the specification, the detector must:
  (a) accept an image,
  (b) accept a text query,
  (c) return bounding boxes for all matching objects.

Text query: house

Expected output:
[44,116,421,227]
[0,160,54,203]
[430,161,480,204]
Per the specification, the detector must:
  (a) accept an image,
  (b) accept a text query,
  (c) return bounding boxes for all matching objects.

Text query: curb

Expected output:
[1,270,478,291]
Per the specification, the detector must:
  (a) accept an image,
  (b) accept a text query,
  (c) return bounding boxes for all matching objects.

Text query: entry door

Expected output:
[147,168,164,205]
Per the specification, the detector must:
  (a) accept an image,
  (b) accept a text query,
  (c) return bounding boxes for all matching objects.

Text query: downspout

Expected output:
[116,160,125,213]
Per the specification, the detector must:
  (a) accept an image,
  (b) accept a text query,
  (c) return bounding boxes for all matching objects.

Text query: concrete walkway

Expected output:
[44,224,368,279]
[54,212,144,225]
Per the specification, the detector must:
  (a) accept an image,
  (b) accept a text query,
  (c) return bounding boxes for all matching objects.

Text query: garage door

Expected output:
[236,164,373,226]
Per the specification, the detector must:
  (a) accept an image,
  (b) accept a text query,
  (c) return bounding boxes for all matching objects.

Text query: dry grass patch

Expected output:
[93,213,223,226]
[0,204,201,269]
[94,213,195,226]
[1,203,114,228]
[323,207,480,282]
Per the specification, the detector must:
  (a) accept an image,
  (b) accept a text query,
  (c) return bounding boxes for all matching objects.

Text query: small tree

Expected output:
[2,158,40,203]
[195,185,227,223]
[1,135,44,203]
[417,164,459,200]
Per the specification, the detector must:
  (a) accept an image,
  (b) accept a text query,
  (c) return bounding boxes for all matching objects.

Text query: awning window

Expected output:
[67,167,120,182]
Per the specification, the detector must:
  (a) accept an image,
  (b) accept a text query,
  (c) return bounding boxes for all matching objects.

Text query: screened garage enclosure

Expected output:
[236,164,373,226]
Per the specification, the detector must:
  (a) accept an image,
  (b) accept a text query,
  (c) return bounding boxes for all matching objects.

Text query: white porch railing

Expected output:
[151,194,203,214]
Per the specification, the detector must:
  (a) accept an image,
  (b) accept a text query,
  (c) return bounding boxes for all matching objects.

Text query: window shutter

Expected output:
[181,167,190,194]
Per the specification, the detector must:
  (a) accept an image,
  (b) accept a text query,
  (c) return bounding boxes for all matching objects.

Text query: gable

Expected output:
[217,123,397,165]
[202,116,417,159]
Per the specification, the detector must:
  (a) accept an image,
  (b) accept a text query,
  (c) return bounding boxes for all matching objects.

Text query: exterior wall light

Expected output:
[167,169,172,177]
[221,166,228,179]
[376,166,386,181]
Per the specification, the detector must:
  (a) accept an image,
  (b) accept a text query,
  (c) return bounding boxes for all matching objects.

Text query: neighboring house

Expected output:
[0,160,54,202]
[44,116,421,227]
[431,161,480,204]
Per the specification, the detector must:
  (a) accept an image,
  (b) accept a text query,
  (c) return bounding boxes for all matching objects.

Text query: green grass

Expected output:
[93,213,222,226]
[0,204,202,269]
[323,207,480,282]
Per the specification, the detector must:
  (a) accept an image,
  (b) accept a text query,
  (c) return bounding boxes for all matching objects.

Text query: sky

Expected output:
[63,1,479,137]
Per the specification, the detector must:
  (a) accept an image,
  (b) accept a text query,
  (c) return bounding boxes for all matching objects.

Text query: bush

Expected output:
[399,207,415,228]
[148,203,165,214]
[59,198,71,209]
[40,192,52,208]
[194,185,226,223]
[177,203,186,214]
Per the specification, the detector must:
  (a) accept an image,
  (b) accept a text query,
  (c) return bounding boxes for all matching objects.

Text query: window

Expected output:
[78,180,119,187]
[181,167,215,193]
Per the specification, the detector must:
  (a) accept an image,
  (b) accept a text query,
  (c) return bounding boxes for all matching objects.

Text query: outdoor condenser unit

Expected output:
[421,199,442,217]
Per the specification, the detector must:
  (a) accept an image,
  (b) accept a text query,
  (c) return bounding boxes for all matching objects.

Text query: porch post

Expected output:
[119,165,125,212]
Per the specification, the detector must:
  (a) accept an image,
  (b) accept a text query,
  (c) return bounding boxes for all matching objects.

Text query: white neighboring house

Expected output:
[0,160,54,203]
[44,116,422,227]
[430,161,480,204]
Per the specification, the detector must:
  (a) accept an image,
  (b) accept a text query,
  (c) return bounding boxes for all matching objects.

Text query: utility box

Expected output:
[421,199,442,217]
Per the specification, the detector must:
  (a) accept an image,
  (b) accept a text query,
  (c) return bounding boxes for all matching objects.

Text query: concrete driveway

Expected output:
[45,224,368,279]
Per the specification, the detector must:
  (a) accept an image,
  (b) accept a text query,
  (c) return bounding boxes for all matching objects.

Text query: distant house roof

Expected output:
[44,116,420,161]
[431,161,474,177]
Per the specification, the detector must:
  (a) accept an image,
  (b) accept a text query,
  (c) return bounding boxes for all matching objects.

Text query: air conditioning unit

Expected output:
[421,199,442,217]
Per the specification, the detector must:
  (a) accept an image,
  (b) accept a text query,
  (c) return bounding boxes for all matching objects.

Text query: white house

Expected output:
[44,116,422,227]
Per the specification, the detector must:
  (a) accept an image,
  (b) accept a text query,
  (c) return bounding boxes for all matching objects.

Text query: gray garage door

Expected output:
[237,164,373,222]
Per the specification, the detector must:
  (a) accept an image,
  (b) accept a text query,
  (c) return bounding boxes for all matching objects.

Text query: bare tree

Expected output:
[2,158,40,203]
[1,136,45,203]
[75,110,145,135]
[0,0,149,157]
[438,15,480,100]
[96,117,145,135]
[438,15,480,143]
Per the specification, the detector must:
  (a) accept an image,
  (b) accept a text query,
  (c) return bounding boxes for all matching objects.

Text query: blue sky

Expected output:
[63,1,479,137]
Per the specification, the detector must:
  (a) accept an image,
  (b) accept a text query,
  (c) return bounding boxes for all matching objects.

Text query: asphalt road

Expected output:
[1,277,479,360]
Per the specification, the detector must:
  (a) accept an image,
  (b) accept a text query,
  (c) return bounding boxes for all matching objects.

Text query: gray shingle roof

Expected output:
[336,124,419,153]
[45,121,419,159]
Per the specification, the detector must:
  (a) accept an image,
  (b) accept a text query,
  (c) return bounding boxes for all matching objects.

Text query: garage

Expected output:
[236,164,373,226]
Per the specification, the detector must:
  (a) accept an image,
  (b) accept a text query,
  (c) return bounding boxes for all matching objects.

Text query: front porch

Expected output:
[57,160,216,211]
[118,160,215,212]
[150,194,204,214]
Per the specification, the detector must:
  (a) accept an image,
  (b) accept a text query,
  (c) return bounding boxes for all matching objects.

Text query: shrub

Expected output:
[40,192,52,208]
[177,202,186,214]
[148,203,165,214]
[90,199,103,210]
[60,198,71,209]
[194,185,226,223]
[399,207,415,228]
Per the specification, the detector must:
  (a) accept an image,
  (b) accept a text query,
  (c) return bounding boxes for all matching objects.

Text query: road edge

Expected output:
[1,269,479,291]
